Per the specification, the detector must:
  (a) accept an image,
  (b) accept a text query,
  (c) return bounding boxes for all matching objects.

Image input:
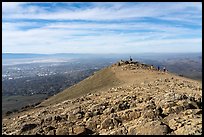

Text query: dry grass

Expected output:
[40,63,202,107]
[40,66,122,106]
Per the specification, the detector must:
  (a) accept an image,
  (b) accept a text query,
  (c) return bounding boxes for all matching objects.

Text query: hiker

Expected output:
[163,67,166,72]
[118,62,121,66]
[130,56,133,61]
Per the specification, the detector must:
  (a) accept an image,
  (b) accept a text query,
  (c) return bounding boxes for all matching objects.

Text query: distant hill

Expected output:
[2,53,119,59]
[2,53,48,59]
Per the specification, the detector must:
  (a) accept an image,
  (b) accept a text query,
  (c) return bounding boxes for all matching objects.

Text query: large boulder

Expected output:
[136,121,170,135]
[101,116,122,130]
[55,127,69,135]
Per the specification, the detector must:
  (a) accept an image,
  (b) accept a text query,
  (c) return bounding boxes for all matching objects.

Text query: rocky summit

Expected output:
[2,60,202,135]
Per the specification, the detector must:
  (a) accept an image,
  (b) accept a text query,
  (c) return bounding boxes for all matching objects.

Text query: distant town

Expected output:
[2,58,115,96]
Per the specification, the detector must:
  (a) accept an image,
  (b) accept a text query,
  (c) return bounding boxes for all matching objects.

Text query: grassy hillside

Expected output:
[2,94,48,116]
[40,66,122,106]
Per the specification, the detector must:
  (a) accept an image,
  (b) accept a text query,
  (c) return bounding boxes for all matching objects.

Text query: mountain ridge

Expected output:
[40,66,122,106]
[2,60,202,135]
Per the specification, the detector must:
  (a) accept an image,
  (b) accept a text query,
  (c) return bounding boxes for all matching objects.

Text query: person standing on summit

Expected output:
[163,67,166,72]
[130,56,133,61]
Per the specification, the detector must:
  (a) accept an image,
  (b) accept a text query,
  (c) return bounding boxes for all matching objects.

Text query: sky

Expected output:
[2,2,202,54]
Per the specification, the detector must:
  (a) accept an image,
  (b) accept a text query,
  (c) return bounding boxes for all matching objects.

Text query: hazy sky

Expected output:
[2,2,202,54]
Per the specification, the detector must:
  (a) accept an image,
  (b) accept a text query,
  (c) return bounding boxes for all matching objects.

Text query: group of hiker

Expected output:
[129,56,167,72]
[119,56,167,72]
[157,66,167,72]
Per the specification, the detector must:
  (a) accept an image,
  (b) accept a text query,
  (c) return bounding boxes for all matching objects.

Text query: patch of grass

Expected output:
[2,94,48,116]
[40,67,122,106]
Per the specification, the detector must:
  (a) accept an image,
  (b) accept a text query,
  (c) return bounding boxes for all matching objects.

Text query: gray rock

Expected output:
[86,120,97,130]
[136,121,170,135]
[76,113,83,119]
[54,115,62,122]
[129,111,141,120]
[128,126,137,135]
[56,127,69,135]
[103,107,114,115]
[47,130,55,135]
[73,107,81,115]
[45,116,52,122]
[73,126,88,135]
[101,117,114,129]
[84,111,93,118]
[117,101,130,111]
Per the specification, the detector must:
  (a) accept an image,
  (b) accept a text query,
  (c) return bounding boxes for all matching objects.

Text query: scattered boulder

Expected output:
[90,103,107,116]
[129,111,141,120]
[84,111,93,118]
[76,113,83,119]
[101,117,114,129]
[141,109,161,120]
[117,101,130,111]
[108,127,128,135]
[103,107,115,115]
[73,107,81,115]
[86,119,97,131]
[47,130,55,135]
[136,121,171,135]
[56,127,69,135]
[54,115,62,122]
[128,126,137,135]
[73,126,85,135]
[45,115,52,122]
[101,116,122,129]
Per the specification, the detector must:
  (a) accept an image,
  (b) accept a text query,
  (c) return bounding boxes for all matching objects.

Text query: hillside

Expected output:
[40,66,122,106]
[2,60,202,135]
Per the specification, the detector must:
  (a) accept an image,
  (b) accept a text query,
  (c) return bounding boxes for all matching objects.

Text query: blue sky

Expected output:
[2,2,202,54]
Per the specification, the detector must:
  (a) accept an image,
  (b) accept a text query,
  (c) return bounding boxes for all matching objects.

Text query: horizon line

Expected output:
[2,52,202,55]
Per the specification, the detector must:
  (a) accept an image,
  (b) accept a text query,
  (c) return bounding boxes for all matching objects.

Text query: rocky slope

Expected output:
[2,61,202,135]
